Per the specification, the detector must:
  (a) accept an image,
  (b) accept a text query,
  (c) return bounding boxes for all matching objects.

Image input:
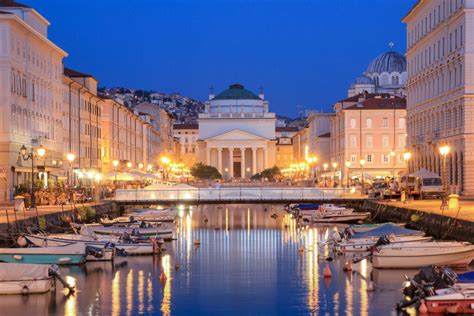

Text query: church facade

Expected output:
[197,84,276,179]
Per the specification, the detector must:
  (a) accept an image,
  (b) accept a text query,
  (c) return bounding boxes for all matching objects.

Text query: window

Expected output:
[366,118,373,128]
[382,118,388,128]
[350,118,356,128]
[399,117,405,128]
[366,154,373,163]
[350,135,357,148]
[382,154,389,163]
[350,154,356,163]
[366,135,373,147]
[382,135,389,148]
[391,75,400,86]
[398,134,406,147]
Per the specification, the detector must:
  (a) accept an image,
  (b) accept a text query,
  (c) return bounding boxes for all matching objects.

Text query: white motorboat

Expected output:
[338,235,432,252]
[0,263,54,294]
[319,204,354,212]
[310,211,370,223]
[372,241,474,269]
[72,223,175,240]
[26,233,159,255]
[0,242,87,265]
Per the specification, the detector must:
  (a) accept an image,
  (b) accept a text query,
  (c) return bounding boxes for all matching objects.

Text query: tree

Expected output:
[251,166,281,180]
[191,163,222,180]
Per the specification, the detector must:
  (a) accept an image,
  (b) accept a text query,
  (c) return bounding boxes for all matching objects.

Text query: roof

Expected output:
[174,123,198,130]
[213,84,261,100]
[0,0,31,8]
[338,93,396,103]
[365,51,406,75]
[402,0,422,21]
[353,75,373,85]
[344,96,406,110]
[64,67,94,78]
[275,126,299,132]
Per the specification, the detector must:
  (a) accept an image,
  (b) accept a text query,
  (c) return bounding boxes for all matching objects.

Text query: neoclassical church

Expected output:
[197,84,276,179]
[348,49,407,97]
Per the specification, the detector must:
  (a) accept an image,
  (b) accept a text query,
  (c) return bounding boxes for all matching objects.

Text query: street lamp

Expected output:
[112,159,119,181]
[359,159,366,195]
[19,145,46,209]
[323,163,328,187]
[439,145,450,193]
[66,152,75,193]
[126,161,133,169]
[345,161,351,188]
[138,163,144,170]
[332,162,338,187]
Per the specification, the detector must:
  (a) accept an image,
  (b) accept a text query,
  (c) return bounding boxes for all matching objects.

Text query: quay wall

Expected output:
[362,200,474,243]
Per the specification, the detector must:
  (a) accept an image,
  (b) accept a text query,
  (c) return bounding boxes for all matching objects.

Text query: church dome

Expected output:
[353,75,373,85]
[213,84,261,100]
[365,51,406,75]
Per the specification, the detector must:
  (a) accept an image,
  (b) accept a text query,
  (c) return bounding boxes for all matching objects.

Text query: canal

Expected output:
[0,204,418,315]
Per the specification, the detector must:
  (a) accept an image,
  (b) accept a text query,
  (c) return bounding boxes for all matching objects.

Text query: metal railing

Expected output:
[114,187,356,202]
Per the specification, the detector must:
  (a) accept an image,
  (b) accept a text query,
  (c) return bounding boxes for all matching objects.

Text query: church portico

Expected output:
[198,84,277,180]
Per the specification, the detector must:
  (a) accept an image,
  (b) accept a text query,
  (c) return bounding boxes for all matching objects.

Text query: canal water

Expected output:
[0,205,420,315]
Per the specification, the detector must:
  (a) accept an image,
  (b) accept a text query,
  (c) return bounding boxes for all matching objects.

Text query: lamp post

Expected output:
[390,150,396,180]
[345,161,351,188]
[332,162,338,187]
[439,145,450,193]
[403,151,412,202]
[112,160,119,182]
[19,145,46,209]
[359,159,366,195]
[323,163,328,187]
[66,153,75,188]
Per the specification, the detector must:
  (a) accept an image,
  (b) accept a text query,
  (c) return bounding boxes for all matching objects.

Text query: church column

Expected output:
[206,147,211,165]
[217,148,223,175]
[241,148,246,179]
[252,147,257,176]
[229,148,234,178]
[263,147,268,170]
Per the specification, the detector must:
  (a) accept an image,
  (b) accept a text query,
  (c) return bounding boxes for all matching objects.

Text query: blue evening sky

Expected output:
[26,0,415,117]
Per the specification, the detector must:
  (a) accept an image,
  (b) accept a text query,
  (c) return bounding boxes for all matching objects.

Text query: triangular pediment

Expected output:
[207,129,268,141]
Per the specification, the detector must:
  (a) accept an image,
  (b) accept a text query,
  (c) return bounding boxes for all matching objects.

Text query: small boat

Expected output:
[26,234,159,256]
[372,242,474,269]
[424,286,474,314]
[72,223,175,240]
[310,211,370,223]
[0,243,87,265]
[0,263,55,294]
[339,235,432,252]
[23,235,115,261]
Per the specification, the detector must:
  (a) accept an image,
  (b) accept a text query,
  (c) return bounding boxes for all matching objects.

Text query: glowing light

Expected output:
[36,145,46,157]
[126,161,133,168]
[359,159,366,166]
[66,153,75,163]
[403,151,412,161]
[439,145,450,156]
[161,157,170,164]
[113,160,119,167]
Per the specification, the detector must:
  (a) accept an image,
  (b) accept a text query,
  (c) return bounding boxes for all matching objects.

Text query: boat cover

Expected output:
[0,263,50,281]
[351,224,422,238]
[458,271,474,283]
[295,204,320,209]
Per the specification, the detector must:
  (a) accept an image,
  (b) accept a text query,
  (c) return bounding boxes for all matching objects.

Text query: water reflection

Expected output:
[0,204,413,315]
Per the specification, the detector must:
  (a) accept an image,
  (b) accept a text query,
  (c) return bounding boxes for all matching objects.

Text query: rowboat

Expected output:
[0,263,55,295]
[0,243,87,265]
[372,242,474,269]
[339,235,432,252]
[26,234,159,255]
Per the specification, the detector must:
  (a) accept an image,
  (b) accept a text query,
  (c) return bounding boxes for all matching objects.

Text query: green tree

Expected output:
[251,166,281,180]
[191,163,222,180]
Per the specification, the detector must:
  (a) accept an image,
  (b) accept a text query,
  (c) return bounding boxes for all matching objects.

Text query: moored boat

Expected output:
[0,243,87,265]
[372,242,474,269]
[0,263,55,295]
[339,235,432,252]
[424,286,474,314]
[349,222,406,233]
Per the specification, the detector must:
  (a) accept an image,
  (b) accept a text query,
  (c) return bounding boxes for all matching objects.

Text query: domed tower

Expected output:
[347,48,407,97]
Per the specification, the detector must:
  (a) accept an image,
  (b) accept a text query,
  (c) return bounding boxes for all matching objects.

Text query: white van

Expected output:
[400,168,444,199]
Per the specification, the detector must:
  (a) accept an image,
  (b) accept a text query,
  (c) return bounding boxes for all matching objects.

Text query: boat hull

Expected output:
[0,278,53,295]
[372,244,474,269]
[339,236,432,252]
[310,213,370,223]
[0,253,85,265]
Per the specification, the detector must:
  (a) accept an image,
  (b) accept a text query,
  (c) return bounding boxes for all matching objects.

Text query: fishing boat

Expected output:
[72,223,175,240]
[372,242,474,269]
[0,243,87,265]
[22,235,115,261]
[26,233,159,255]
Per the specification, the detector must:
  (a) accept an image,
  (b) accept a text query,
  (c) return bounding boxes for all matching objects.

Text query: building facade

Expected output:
[275,127,298,168]
[0,1,67,200]
[307,112,333,165]
[173,123,198,166]
[197,84,277,179]
[403,0,470,194]
[330,93,407,181]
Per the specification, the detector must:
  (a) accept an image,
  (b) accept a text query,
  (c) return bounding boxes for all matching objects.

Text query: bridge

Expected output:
[113,187,364,204]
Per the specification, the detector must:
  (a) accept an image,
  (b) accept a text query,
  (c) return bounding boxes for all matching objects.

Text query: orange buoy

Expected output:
[159,271,167,283]
[418,299,428,314]
[299,246,304,253]
[343,261,353,272]
[323,264,332,278]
